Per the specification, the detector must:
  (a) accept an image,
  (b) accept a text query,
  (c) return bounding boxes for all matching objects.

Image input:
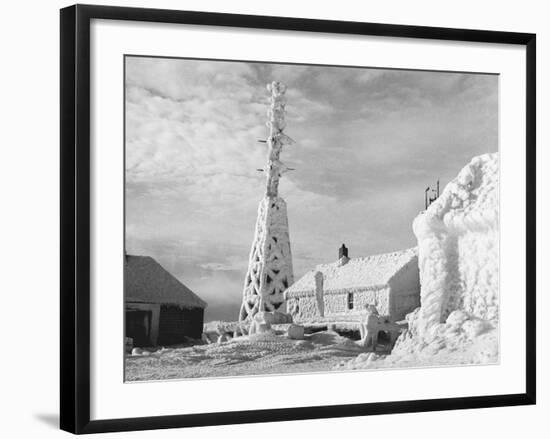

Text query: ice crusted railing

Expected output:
[412,153,499,336]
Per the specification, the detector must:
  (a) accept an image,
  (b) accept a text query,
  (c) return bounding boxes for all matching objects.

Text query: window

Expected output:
[347,292,354,310]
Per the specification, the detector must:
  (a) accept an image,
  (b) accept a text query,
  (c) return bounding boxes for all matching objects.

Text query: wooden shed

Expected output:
[125,255,207,347]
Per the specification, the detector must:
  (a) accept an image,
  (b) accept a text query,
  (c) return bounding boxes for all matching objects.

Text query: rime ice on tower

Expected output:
[239,82,295,321]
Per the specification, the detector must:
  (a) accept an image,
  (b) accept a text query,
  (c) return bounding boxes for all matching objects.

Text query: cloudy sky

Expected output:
[125,56,498,322]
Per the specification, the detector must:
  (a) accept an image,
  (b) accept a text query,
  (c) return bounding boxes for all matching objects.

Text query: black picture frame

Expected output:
[60,4,536,434]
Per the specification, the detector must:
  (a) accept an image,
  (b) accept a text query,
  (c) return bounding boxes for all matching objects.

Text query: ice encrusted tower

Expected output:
[239,81,295,321]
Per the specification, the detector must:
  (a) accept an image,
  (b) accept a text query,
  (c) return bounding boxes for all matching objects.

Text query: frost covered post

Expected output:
[239,81,295,321]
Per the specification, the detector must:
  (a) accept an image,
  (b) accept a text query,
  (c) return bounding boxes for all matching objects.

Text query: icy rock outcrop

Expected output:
[413,153,498,336]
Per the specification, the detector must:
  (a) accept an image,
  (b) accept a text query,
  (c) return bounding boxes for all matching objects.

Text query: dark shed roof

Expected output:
[125,255,207,309]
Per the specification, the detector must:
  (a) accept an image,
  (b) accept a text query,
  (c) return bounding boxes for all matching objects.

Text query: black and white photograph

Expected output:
[124,56,499,381]
[0,0,543,436]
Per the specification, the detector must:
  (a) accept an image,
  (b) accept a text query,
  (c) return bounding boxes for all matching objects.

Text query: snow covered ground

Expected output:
[126,330,368,381]
[126,319,497,381]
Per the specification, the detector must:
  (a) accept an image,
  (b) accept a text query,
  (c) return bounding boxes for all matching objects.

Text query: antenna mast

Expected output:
[239,82,295,321]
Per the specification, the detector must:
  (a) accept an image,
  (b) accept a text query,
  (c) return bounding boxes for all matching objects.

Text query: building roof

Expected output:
[125,255,207,308]
[286,248,418,295]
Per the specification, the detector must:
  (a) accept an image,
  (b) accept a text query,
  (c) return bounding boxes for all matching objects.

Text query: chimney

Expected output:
[338,244,350,266]
[339,244,348,259]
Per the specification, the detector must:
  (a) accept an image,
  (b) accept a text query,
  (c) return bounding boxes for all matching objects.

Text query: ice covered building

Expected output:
[412,153,499,335]
[125,255,207,347]
[284,246,420,323]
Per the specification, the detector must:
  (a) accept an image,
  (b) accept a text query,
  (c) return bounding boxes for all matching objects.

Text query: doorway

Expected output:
[126,309,152,347]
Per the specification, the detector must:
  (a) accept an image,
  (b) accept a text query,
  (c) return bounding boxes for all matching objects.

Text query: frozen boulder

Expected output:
[287,324,305,340]
[217,333,229,344]
[131,347,143,356]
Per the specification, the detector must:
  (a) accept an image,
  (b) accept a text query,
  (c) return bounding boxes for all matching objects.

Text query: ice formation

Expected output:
[339,153,500,370]
[239,82,295,321]
[413,152,499,336]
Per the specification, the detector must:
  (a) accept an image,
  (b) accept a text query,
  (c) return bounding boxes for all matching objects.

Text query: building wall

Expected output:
[125,303,205,347]
[157,305,204,346]
[456,230,498,321]
[412,224,498,334]
[390,289,421,321]
[287,295,319,320]
[388,258,421,320]
[324,287,391,316]
[355,287,391,315]
[125,302,160,347]
[287,287,391,321]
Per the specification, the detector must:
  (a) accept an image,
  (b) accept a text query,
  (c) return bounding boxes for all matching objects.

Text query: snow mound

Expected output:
[338,309,498,370]
[309,330,350,345]
[204,320,241,334]
[126,329,368,380]
[245,331,286,343]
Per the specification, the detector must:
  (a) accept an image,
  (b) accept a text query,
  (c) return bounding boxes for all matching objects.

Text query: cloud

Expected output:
[125,56,498,322]
[199,256,249,272]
